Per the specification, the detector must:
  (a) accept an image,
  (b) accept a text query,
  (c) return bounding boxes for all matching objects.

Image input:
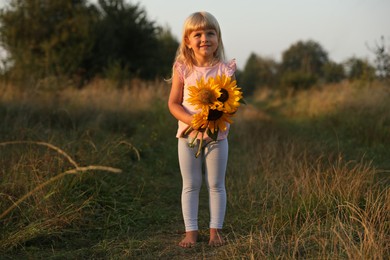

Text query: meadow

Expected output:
[0,79,389,259]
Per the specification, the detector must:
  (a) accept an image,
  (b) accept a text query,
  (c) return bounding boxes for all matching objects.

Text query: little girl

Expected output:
[168,11,236,248]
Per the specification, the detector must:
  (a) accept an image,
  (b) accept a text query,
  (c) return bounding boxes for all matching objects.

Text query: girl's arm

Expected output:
[168,68,193,126]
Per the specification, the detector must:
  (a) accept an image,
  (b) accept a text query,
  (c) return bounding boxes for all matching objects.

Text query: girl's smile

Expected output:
[186,29,218,66]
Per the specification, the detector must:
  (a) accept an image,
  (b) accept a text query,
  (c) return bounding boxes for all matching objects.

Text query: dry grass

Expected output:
[253,80,390,118]
[0,141,121,250]
[0,78,169,113]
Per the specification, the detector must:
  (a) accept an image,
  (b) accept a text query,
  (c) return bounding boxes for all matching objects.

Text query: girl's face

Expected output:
[185,29,218,64]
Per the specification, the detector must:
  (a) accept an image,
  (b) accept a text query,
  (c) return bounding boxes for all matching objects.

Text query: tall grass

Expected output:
[0,80,389,259]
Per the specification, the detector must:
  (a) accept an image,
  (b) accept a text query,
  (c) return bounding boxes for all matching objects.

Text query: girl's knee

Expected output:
[207,182,225,193]
[183,182,202,193]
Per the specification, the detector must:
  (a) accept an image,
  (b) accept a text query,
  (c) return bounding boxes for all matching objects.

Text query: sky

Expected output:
[1,0,389,69]
[133,0,390,69]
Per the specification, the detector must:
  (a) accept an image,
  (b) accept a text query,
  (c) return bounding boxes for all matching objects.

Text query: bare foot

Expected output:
[209,228,225,247]
[179,230,198,248]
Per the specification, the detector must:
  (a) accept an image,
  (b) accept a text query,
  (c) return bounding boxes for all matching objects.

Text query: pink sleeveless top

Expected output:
[174,59,237,140]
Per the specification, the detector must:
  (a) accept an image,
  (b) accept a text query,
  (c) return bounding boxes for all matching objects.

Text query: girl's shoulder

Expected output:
[173,61,189,82]
[220,59,236,76]
[174,60,187,73]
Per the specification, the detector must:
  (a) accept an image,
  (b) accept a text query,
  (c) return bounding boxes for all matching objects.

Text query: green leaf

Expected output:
[239,98,247,105]
[207,127,219,141]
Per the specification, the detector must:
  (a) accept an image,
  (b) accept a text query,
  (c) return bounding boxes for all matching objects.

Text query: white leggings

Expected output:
[178,138,228,231]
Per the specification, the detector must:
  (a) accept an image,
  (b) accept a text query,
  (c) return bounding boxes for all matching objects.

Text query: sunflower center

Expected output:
[207,109,223,121]
[218,88,229,102]
[199,89,214,104]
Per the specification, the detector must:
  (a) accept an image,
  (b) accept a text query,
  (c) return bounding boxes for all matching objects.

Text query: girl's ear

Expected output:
[184,37,191,48]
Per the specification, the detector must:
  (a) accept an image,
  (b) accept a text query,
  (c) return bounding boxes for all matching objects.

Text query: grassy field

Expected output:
[0,79,389,259]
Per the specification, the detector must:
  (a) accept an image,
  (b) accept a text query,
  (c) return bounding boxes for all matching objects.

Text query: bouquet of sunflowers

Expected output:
[183,74,245,157]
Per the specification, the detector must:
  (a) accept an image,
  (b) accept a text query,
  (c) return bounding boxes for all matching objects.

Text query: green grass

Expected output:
[0,80,389,259]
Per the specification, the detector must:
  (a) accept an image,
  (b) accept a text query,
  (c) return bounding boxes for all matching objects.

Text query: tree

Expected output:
[0,0,96,83]
[367,36,390,81]
[322,61,345,83]
[240,53,278,96]
[92,0,160,79]
[280,40,329,89]
[345,57,376,82]
[155,26,179,79]
[0,0,178,85]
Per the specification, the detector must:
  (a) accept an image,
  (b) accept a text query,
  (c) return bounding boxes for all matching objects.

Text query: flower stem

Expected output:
[183,126,194,137]
[188,130,199,148]
[195,131,204,158]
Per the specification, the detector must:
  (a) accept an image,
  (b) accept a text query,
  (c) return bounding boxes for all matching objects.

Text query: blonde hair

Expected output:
[173,12,226,74]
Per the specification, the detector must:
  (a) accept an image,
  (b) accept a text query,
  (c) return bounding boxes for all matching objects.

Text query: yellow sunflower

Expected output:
[190,108,233,157]
[187,77,222,113]
[214,75,243,114]
[191,110,208,131]
[186,74,244,145]
[207,109,233,134]
[191,108,232,135]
